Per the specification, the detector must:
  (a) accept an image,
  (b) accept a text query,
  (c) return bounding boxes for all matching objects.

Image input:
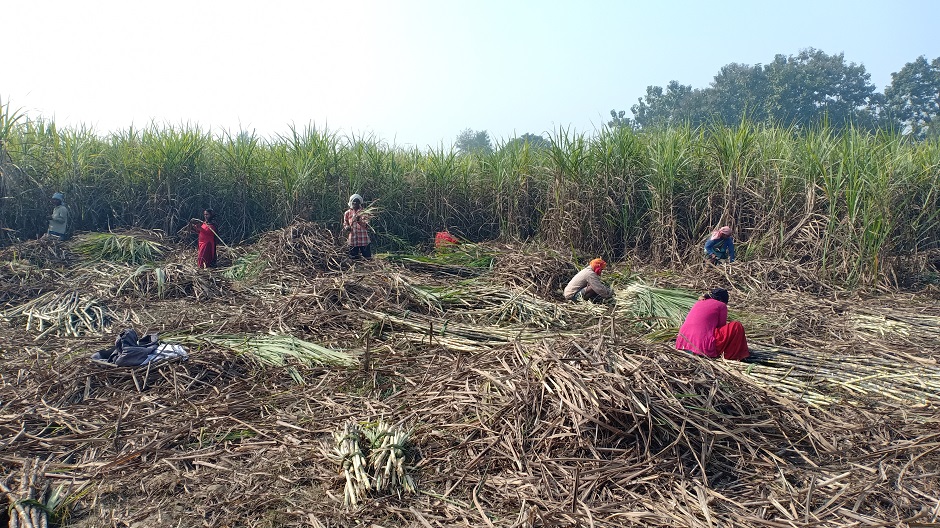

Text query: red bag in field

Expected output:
[435,231,459,248]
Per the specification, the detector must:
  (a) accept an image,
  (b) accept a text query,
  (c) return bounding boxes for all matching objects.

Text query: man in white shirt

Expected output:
[46,192,70,240]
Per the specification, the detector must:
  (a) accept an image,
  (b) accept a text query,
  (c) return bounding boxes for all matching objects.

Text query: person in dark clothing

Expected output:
[704,226,735,265]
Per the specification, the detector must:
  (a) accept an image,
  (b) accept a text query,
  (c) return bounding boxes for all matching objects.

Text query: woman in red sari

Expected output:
[190,209,218,268]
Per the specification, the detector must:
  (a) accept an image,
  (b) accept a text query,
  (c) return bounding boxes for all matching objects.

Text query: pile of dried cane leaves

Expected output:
[1,223,939,528]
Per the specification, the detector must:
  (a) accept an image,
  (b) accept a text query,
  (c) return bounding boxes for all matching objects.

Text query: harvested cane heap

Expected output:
[1,222,939,528]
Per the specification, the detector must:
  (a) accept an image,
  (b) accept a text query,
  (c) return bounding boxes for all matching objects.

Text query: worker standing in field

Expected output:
[46,192,71,240]
[675,287,749,360]
[563,258,613,302]
[343,194,372,260]
[190,209,219,268]
[704,225,736,265]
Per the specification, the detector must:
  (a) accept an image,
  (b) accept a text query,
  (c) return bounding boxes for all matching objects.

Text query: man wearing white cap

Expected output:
[47,192,70,240]
[342,194,372,259]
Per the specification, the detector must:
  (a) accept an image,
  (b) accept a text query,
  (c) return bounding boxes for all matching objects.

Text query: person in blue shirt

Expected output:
[704,226,735,265]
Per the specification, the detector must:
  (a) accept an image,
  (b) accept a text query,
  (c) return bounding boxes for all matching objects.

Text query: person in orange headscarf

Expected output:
[563,258,613,302]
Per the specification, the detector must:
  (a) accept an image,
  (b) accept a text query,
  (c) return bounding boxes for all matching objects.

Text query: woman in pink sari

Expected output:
[675,287,749,360]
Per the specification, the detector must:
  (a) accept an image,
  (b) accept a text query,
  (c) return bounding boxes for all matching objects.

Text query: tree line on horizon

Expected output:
[458,49,940,154]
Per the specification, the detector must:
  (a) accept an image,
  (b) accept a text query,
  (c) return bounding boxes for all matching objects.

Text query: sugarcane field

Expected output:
[1,118,940,528]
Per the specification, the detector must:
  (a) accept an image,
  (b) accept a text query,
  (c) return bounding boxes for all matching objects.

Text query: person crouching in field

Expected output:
[563,258,613,302]
[190,209,218,268]
[343,194,372,260]
[675,287,749,360]
[704,225,735,265]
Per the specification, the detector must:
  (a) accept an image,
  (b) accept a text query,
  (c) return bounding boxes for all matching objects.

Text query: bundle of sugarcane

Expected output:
[454,287,570,329]
[393,279,569,328]
[0,237,76,269]
[365,421,417,496]
[354,203,383,229]
[389,331,489,352]
[173,333,357,383]
[254,220,343,270]
[385,242,495,278]
[490,246,578,298]
[73,231,169,264]
[848,309,940,343]
[426,241,495,269]
[3,290,109,338]
[725,346,940,408]
[567,280,699,335]
[328,421,371,507]
[114,262,225,299]
[0,458,81,528]
[363,309,559,346]
[222,252,267,282]
[327,420,417,507]
[391,274,448,313]
[611,280,699,331]
[384,254,484,278]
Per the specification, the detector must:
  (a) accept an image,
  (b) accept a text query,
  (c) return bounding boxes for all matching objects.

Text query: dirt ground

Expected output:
[2,232,939,527]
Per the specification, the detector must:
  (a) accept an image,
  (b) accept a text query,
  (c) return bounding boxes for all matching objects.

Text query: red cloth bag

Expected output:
[435,231,459,248]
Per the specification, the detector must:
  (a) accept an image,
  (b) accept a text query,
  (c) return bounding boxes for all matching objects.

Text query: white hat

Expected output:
[348,194,363,208]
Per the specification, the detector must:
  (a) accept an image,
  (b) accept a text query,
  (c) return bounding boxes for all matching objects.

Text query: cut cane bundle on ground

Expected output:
[254,220,345,271]
[2,290,109,338]
[327,420,417,507]
[0,238,77,269]
[73,231,170,265]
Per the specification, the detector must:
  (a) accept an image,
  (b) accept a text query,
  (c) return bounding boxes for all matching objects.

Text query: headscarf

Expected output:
[589,258,607,274]
[52,192,65,203]
[710,226,732,241]
[348,194,363,209]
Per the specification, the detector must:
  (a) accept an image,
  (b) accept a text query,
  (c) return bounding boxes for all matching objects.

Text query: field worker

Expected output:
[704,225,736,265]
[563,258,613,302]
[343,194,372,259]
[46,192,70,240]
[190,208,219,268]
[675,287,749,361]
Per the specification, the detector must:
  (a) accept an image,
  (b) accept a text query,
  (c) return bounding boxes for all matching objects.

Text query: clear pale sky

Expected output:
[4,0,938,149]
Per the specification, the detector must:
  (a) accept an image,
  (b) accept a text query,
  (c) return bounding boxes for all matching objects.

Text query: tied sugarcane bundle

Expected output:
[3,290,109,338]
[326,420,418,507]
[328,421,371,507]
[74,232,169,265]
[172,333,357,383]
[365,421,417,496]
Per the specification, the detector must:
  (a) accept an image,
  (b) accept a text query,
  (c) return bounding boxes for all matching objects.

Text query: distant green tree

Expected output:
[502,133,549,150]
[623,48,881,131]
[455,128,493,155]
[884,56,940,140]
[630,81,710,129]
[707,63,771,124]
[762,48,880,130]
[607,109,635,129]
